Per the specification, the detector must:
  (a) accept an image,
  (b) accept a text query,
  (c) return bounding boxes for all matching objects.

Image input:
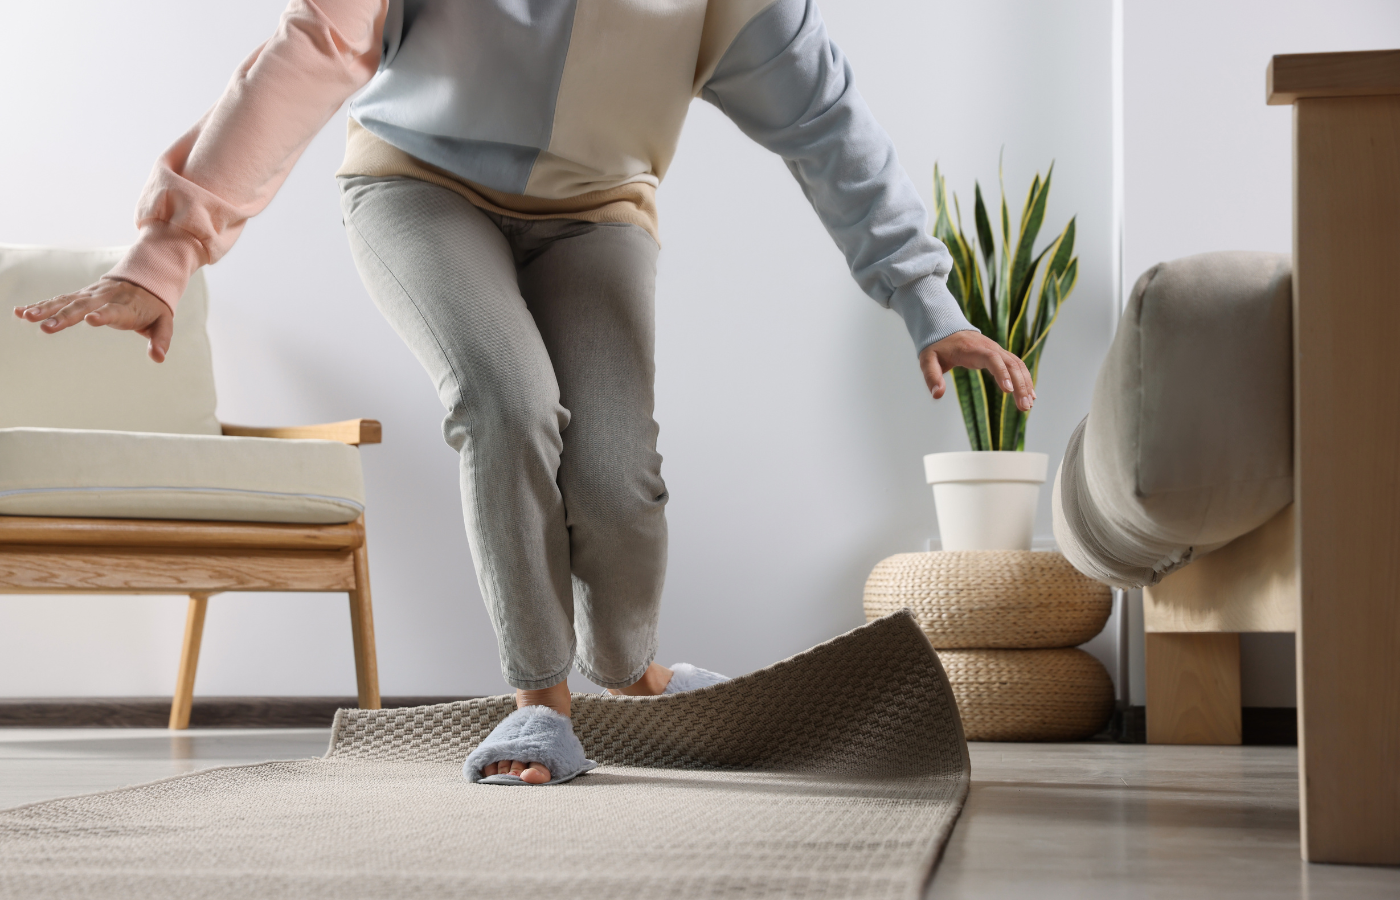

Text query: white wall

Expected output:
[1121,0,1400,706]
[0,0,1117,698]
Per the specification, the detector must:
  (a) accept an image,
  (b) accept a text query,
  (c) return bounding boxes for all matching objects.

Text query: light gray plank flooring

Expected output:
[0,730,1395,897]
[0,728,330,808]
[930,743,1400,899]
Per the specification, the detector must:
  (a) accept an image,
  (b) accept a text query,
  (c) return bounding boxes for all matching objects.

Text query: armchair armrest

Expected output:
[221,418,382,446]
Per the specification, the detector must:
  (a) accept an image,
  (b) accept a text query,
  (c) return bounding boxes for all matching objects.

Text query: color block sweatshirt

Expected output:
[107,0,975,352]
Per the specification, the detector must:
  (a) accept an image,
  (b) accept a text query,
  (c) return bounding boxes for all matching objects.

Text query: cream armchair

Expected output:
[0,245,381,728]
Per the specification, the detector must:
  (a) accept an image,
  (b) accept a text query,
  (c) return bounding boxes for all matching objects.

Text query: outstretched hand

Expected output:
[919,330,1036,412]
[13,278,173,363]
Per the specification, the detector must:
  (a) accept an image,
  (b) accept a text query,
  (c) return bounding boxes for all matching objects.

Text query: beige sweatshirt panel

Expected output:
[338,119,659,243]
[526,0,707,197]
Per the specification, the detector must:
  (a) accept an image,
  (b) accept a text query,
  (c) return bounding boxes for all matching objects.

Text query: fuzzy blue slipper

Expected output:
[664,663,728,693]
[463,706,597,786]
[598,663,729,696]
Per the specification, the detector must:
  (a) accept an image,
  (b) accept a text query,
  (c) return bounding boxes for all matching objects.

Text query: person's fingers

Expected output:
[520,763,552,785]
[16,295,77,321]
[1019,355,1037,401]
[140,311,174,363]
[39,293,108,333]
[918,345,947,400]
[83,299,140,329]
[921,332,1041,409]
[927,354,946,400]
[986,349,1015,396]
[1001,350,1033,411]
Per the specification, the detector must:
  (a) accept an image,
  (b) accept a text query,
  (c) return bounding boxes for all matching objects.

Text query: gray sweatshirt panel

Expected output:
[701,0,976,352]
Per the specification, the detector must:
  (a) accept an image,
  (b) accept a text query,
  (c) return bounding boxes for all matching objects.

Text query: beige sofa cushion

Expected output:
[0,245,219,435]
[0,428,365,524]
[1053,251,1293,588]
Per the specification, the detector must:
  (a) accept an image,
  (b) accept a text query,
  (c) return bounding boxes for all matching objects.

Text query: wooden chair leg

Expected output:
[1145,632,1241,745]
[348,541,381,710]
[169,593,210,730]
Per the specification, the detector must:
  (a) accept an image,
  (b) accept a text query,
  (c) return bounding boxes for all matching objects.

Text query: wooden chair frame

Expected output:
[0,418,383,730]
[1142,51,1400,865]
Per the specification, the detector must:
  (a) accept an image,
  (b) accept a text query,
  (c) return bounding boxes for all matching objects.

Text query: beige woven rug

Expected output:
[0,611,969,899]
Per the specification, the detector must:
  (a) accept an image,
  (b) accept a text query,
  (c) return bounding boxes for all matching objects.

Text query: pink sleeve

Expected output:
[106,0,388,310]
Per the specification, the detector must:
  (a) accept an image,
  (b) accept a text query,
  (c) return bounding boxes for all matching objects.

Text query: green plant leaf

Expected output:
[998,157,1011,251]
[1027,217,1076,348]
[932,164,994,336]
[1006,167,1053,344]
[995,236,1012,346]
[954,366,994,451]
[951,367,983,450]
[957,229,993,335]
[1019,172,1042,231]
[1047,215,1076,279]
[935,159,1077,452]
[1006,245,1052,357]
[980,368,1004,450]
[973,183,996,321]
[1023,258,1077,369]
[999,396,1024,454]
[1012,402,1030,450]
[1026,235,1059,343]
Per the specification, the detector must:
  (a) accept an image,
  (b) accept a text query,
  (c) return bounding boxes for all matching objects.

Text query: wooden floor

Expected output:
[0,730,1395,897]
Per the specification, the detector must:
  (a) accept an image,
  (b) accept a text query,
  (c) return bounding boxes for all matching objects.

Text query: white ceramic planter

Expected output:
[924,451,1049,551]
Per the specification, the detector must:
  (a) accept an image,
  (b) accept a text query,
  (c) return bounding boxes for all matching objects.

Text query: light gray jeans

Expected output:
[339,175,668,690]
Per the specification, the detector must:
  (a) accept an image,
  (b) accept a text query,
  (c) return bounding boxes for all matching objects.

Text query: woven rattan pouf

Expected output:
[864,551,1114,740]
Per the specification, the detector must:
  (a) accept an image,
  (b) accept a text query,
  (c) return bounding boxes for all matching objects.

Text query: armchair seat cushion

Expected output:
[0,428,365,524]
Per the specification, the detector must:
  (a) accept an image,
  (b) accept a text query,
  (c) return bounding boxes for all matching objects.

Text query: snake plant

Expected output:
[931,160,1078,451]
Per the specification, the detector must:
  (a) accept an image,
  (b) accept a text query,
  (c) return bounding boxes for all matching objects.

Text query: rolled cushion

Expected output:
[0,245,219,436]
[938,648,1114,742]
[0,427,365,524]
[1053,251,1293,588]
[863,551,1111,649]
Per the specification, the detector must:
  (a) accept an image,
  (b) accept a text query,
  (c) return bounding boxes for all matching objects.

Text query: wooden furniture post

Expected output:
[169,593,212,730]
[1144,632,1242,745]
[347,535,381,710]
[1269,49,1400,865]
[1143,504,1297,746]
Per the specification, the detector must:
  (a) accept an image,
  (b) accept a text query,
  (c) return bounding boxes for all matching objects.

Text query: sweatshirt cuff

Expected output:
[889,274,978,354]
[105,220,208,312]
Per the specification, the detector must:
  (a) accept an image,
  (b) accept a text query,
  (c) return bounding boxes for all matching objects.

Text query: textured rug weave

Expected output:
[0,611,969,900]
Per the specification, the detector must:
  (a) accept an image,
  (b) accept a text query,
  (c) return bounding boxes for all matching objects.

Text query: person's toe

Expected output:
[519,762,552,784]
[508,760,527,777]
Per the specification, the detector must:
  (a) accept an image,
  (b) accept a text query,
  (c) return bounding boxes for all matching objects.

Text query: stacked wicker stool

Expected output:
[864,551,1114,741]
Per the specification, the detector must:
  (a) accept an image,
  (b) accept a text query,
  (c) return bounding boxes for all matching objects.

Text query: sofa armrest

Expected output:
[221,418,382,446]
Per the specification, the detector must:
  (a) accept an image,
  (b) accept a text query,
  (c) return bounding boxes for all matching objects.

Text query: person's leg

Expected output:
[512,220,671,690]
[338,175,578,704]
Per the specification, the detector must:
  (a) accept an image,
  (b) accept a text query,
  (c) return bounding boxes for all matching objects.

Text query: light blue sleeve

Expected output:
[700,0,976,353]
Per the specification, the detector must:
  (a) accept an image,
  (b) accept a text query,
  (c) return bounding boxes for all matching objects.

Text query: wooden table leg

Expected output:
[169,593,210,730]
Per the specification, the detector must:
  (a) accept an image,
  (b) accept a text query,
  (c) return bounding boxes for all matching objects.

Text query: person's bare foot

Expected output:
[607,662,673,696]
[480,681,571,784]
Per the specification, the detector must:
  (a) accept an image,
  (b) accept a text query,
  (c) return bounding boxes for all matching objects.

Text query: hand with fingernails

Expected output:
[919,330,1036,411]
[13,278,173,364]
